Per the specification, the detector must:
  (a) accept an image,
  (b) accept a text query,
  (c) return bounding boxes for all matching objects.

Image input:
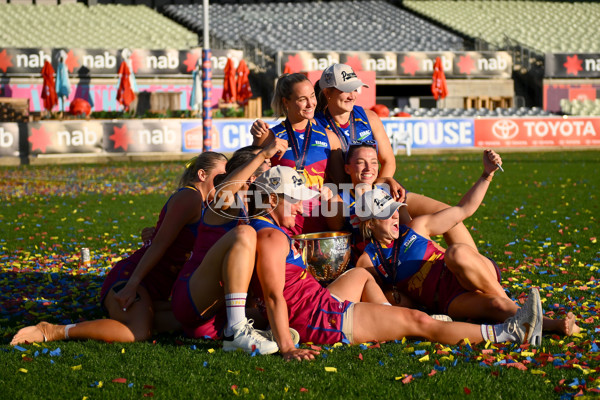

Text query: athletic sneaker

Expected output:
[222,318,279,355]
[529,288,544,346]
[503,288,542,346]
[260,327,301,345]
[430,314,453,322]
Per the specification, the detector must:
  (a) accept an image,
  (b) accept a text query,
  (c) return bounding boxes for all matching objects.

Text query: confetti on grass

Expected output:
[2,159,599,398]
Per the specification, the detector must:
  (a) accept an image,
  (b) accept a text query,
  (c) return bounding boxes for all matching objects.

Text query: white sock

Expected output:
[64,324,76,339]
[224,293,247,337]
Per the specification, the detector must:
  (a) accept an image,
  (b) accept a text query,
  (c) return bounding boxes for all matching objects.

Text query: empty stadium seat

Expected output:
[560,98,600,116]
[0,3,198,49]
[393,105,560,118]
[162,0,465,57]
[403,0,600,54]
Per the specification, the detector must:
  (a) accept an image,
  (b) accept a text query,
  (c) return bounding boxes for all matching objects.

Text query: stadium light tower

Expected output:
[202,0,212,151]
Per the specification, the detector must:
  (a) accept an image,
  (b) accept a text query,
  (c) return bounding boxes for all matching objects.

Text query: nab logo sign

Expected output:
[139,126,177,145]
[56,127,100,147]
[0,127,14,148]
[82,52,117,69]
[491,120,519,140]
[147,53,179,70]
[15,50,51,68]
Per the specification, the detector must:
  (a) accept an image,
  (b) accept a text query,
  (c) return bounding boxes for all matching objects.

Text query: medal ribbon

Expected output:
[324,109,357,153]
[373,238,401,298]
[284,119,312,173]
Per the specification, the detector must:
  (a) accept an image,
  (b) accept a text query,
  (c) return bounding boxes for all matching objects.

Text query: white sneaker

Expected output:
[430,314,453,322]
[260,327,301,345]
[529,288,543,346]
[504,288,543,346]
[222,318,279,355]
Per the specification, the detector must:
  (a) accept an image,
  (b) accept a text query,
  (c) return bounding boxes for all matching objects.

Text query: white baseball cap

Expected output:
[319,64,369,93]
[356,188,406,221]
[254,166,319,202]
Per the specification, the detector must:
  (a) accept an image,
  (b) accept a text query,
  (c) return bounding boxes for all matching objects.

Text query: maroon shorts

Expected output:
[440,257,503,314]
[171,276,225,339]
[488,257,502,282]
[436,264,468,314]
[293,294,354,345]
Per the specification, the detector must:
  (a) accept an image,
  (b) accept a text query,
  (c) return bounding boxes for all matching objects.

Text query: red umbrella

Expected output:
[41,61,58,112]
[116,61,135,110]
[431,57,448,101]
[236,59,252,106]
[221,57,236,104]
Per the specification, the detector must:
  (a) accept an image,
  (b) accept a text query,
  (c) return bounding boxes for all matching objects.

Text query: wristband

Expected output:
[481,172,493,182]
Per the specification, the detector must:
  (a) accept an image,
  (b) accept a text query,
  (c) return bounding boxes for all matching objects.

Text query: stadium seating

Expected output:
[162,0,465,56]
[403,0,600,54]
[0,3,197,49]
[560,99,600,116]
[393,105,557,118]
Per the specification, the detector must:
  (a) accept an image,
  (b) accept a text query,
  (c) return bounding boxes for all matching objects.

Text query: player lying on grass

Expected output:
[11,152,227,345]
[355,150,578,338]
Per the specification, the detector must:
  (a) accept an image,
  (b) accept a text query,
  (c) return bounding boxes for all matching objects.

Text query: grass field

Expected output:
[1,150,599,399]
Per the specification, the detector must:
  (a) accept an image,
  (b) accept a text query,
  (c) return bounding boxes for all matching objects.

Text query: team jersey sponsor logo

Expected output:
[358,131,372,140]
[403,234,417,253]
[312,140,328,148]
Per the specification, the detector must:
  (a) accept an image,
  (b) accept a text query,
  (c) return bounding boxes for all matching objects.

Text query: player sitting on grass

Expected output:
[355,150,579,339]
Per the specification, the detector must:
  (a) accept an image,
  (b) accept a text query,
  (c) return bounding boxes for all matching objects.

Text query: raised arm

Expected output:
[255,228,319,361]
[411,150,502,238]
[214,137,287,210]
[250,119,276,147]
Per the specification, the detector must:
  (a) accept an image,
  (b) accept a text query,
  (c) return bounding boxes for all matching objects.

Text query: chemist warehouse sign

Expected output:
[181,119,256,152]
[382,118,474,148]
[181,118,474,152]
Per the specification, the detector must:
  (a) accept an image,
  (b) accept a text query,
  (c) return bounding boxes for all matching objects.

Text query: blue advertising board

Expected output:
[182,118,474,153]
[181,119,280,153]
[382,118,474,148]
